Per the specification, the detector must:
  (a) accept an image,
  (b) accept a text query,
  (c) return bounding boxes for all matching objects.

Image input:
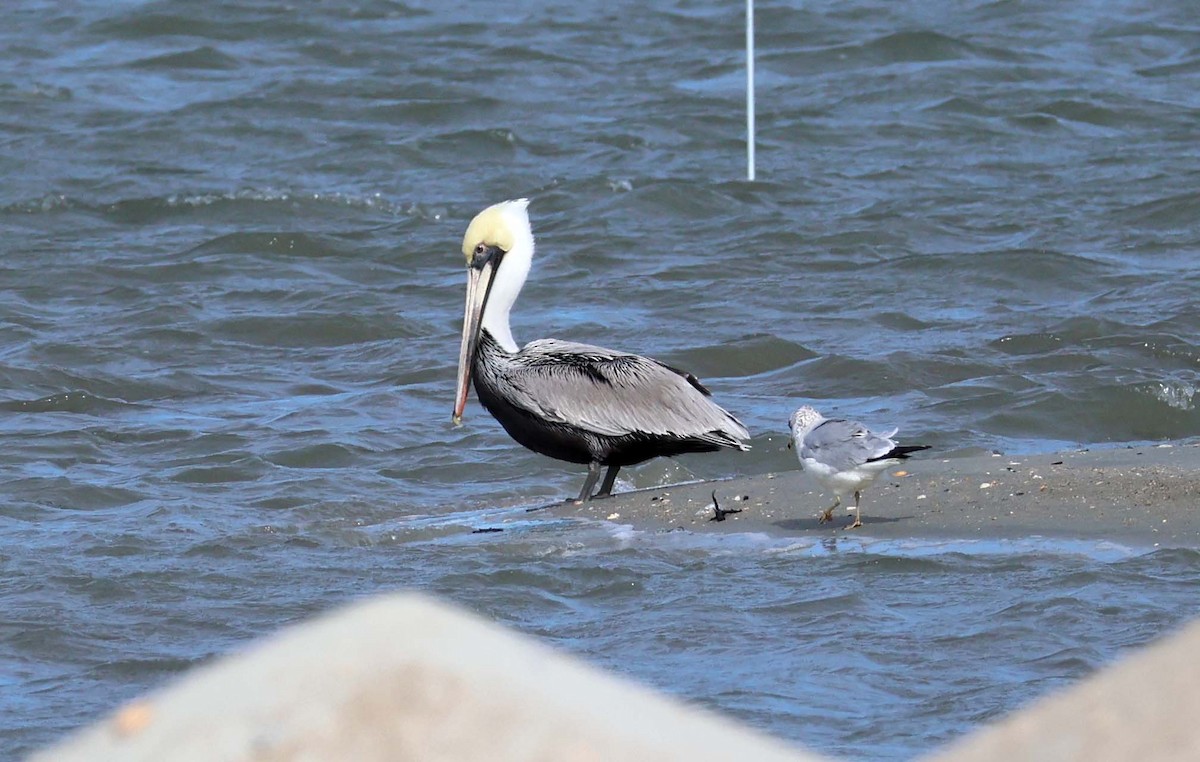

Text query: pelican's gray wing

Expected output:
[503,338,749,447]
[801,419,897,471]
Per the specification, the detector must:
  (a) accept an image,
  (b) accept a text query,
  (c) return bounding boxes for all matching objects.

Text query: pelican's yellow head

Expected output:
[461,198,531,264]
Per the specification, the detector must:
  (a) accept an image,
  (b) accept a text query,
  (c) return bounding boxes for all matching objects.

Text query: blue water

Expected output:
[4,0,1200,757]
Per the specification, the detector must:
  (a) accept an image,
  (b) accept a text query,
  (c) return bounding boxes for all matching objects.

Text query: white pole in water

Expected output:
[746,0,756,181]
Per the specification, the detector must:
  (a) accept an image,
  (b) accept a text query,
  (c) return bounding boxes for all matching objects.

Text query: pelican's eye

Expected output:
[470,243,504,269]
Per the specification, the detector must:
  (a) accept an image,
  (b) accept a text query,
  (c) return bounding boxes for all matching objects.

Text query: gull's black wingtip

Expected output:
[888,444,932,460]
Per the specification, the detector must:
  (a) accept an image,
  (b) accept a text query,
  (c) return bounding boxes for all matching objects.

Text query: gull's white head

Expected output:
[788,405,824,437]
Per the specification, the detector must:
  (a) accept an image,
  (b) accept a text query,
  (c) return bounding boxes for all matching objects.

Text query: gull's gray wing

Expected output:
[500,338,749,448]
[800,419,897,471]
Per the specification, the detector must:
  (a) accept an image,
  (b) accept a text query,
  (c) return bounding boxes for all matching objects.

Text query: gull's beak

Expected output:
[453,259,496,425]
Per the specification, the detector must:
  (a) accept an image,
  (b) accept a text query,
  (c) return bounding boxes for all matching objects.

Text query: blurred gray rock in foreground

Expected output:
[34,593,1200,761]
[929,617,1200,762]
[32,593,818,762]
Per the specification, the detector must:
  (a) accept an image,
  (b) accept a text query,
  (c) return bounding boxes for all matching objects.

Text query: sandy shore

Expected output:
[534,442,1200,547]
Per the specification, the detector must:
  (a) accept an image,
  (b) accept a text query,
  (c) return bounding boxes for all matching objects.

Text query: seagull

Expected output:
[453,199,750,503]
[788,405,929,529]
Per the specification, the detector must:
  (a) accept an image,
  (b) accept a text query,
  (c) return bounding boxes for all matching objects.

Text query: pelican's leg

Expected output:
[595,465,620,498]
[846,491,863,530]
[573,462,603,504]
[818,495,841,524]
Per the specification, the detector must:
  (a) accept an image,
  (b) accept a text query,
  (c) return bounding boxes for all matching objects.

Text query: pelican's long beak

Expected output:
[453,259,495,425]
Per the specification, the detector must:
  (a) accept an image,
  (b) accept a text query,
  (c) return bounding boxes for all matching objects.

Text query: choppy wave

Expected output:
[1,188,448,220]
[6,0,1200,758]
[1149,381,1197,411]
[0,391,138,415]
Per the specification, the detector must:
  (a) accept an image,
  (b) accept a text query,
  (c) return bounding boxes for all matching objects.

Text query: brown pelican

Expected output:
[788,405,929,529]
[453,199,750,503]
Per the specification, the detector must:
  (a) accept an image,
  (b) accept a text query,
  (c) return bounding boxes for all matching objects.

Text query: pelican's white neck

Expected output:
[481,215,534,354]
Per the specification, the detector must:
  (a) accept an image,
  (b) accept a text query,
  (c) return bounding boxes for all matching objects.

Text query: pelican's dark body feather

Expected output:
[473,331,749,467]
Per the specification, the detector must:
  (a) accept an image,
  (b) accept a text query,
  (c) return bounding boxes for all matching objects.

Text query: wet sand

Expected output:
[536,443,1200,547]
